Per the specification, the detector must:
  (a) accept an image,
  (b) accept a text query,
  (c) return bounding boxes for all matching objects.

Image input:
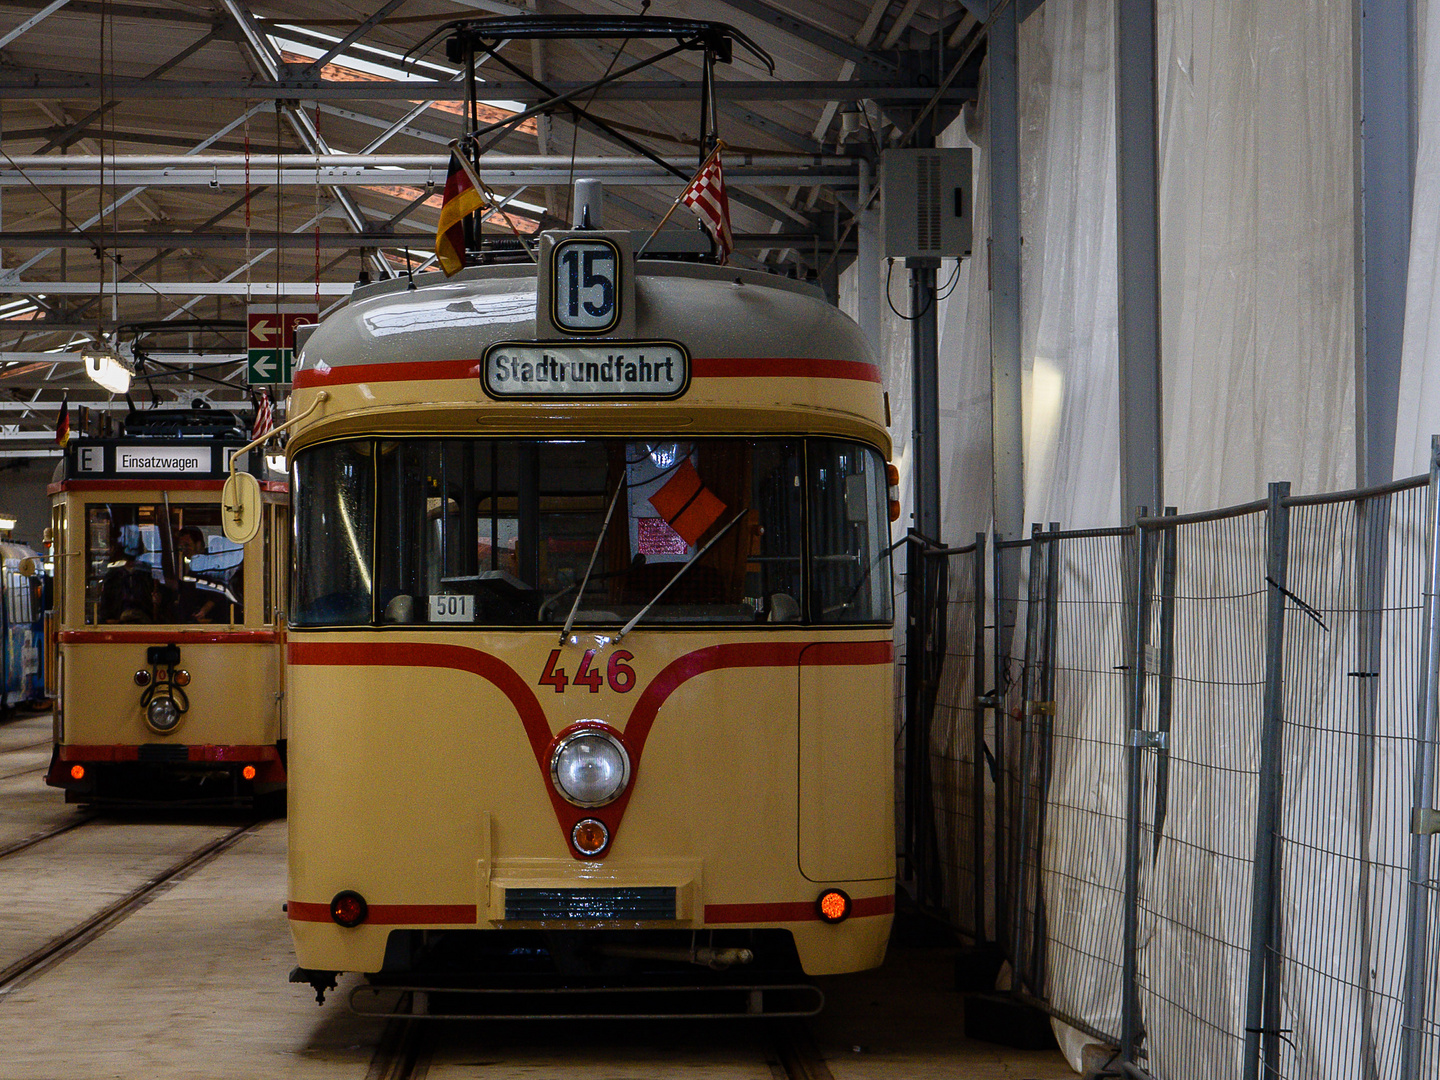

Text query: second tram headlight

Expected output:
[550,729,630,807]
[146,695,182,734]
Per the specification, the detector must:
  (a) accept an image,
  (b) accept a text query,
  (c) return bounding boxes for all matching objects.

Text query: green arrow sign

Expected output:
[248,349,292,385]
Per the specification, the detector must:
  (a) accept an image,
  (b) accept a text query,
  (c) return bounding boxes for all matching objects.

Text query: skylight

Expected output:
[270,27,526,113]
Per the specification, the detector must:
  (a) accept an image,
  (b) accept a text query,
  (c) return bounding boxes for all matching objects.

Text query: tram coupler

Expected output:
[290,966,339,1005]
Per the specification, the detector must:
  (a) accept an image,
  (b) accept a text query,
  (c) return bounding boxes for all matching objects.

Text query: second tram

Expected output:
[45,407,289,807]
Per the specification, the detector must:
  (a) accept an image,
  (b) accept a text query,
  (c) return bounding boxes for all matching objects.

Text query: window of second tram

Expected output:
[291,437,892,628]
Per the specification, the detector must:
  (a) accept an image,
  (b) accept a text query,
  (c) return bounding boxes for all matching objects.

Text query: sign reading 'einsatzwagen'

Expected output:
[114,446,212,473]
[483,341,688,399]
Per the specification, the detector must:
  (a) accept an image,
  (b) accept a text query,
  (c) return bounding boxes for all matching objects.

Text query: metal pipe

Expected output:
[0,153,852,169]
[591,944,754,969]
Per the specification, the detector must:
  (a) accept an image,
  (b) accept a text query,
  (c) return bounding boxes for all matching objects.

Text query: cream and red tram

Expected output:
[46,409,288,806]
[283,219,897,1015]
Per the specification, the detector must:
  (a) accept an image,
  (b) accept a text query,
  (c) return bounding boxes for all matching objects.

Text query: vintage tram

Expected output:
[45,407,288,807]
[274,196,898,1015]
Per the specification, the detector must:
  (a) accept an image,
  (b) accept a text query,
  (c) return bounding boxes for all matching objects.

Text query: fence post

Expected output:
[1242,481,1291,1080]
[1031,522,1061,992]
[993,533,1012,953]
[1010,525,1044,990]
[1151,509,1177,854]
[1401,438,1440,1080]
[1356,487,1390,1079]
[1121,508,1151,1066]
[973,532,989,941]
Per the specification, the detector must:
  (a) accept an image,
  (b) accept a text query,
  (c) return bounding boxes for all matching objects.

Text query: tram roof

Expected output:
[290,255,892,454]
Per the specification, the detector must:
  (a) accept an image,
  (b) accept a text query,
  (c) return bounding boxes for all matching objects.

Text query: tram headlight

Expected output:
[146,695,182,734]
[549,728,630,808]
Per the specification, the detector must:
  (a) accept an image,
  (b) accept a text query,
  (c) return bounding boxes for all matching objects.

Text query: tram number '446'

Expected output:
[539,649,636,694]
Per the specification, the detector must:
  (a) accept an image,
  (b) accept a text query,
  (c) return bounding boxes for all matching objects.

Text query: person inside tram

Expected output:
[170,525,218,623]
[98,527,158,624]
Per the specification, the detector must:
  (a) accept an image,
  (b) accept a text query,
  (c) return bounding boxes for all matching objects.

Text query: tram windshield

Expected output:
[84,503,245,625]
[292,437,892,628]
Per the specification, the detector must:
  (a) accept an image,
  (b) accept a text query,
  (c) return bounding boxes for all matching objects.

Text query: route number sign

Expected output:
[551,238,620,334]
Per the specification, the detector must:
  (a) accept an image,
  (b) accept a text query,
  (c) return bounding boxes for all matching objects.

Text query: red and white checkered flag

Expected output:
[679,147,733,264]
[252,390,273,441]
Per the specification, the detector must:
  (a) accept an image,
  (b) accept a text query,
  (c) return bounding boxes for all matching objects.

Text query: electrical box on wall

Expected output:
[881,148,973,258]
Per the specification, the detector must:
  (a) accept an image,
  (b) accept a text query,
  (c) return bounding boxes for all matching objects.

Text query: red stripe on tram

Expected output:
[287,900,477,924]
[291,356,880,389]
[286,641,553,766]
[59,630,279,645]
[690,356,882,383]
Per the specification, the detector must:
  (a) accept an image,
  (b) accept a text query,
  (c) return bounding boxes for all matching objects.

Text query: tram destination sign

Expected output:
[67,441,238,479]
[483,341,688,400]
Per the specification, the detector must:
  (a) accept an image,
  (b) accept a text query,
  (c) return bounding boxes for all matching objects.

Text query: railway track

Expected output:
[363,1012,836,1080]
[0,763,45,782]
[0,819,262,1001]
[0,814,94,860]
[0,737,55,782]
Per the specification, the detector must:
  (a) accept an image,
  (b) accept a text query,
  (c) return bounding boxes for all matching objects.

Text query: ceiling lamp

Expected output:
[82,345,131,395]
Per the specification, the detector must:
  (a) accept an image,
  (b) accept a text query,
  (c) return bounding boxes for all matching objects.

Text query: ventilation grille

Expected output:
[917,153,943,252]
[504,887,677,921]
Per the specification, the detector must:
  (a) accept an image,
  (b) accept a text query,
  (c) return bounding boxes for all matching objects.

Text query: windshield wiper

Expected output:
[558,480,627,644]
[617,507,749,640]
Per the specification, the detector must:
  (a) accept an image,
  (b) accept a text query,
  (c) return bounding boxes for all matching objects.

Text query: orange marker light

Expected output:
[571,818,610,856]
[816,889,851,923]
[173,669,191,687]
[69,764,85,781]
[241,765,257,781]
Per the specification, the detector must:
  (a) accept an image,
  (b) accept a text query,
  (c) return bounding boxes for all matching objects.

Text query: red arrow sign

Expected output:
[248,314,281,348]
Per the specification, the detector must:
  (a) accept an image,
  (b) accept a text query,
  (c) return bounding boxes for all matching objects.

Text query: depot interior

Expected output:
[1,2,1439,1078]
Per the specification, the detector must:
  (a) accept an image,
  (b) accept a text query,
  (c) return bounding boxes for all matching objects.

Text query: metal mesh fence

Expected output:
[1265,484,1430,1079]
[1135,506,1271,1078]
[1023,530,1132,1045]
[911,460,1440,1080]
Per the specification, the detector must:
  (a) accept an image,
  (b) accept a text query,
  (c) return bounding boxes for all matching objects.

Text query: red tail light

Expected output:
[330,891,368,928]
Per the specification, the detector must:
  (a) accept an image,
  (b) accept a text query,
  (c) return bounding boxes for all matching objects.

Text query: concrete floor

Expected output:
[0,711,1078,1078]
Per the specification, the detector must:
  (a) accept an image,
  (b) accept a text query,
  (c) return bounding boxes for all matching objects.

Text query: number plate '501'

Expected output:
[430,594,474,622]
[538,648,636,694]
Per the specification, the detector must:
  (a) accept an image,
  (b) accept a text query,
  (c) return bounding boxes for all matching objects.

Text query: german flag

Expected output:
[54,392,70,447]
[436,145,487,276]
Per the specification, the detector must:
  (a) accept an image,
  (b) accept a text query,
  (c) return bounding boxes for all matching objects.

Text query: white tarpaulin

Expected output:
[841,0,1390,1073]
[1396,4,1440,477]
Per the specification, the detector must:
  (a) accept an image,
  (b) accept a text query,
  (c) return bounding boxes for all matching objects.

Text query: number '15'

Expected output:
[559,248,615,318]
